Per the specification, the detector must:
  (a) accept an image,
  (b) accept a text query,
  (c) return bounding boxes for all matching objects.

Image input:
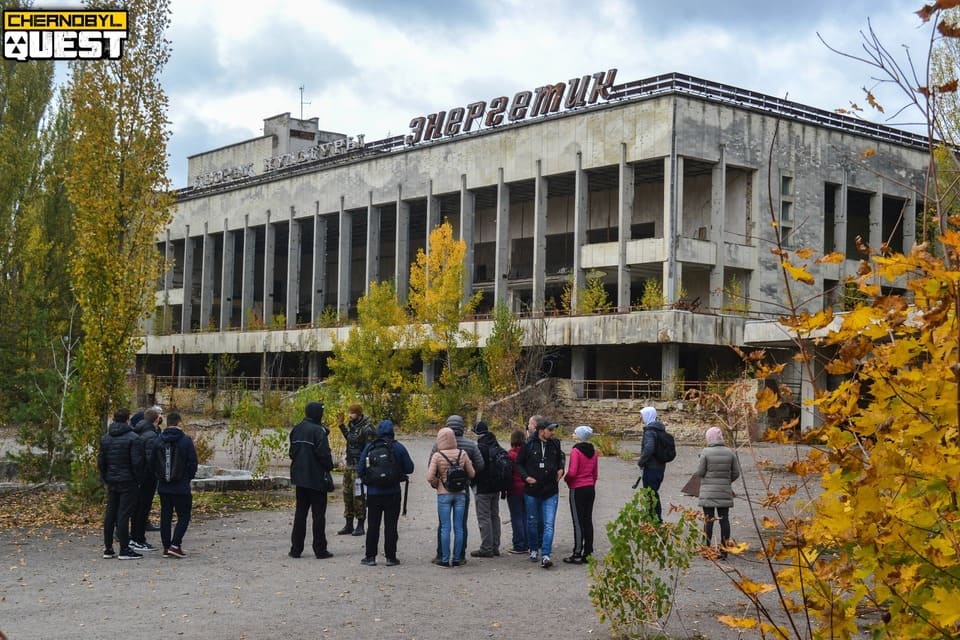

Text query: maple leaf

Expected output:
[863,88,884,113]
[781,261,815,285]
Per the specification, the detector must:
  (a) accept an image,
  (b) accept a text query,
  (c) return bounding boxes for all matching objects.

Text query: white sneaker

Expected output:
[528,550,538,562]
[541,555,553,569]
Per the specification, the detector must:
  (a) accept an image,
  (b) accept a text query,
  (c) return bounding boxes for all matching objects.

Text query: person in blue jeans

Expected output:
[427,427,475,567]
[515,417,565,569]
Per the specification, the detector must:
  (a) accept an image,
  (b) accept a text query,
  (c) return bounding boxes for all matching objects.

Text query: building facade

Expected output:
[140,71,929,428]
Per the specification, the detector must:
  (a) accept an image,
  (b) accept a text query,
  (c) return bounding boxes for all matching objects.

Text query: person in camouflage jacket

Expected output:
[337,404,376,536]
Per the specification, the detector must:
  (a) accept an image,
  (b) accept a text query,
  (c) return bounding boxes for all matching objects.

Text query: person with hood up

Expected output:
[563,425,598,564]
[288,401,334,559]
[98,407,144,560]
[637,406,667,523]
[428,414,484,565]
[154,412,198,558]
[356,419,415,566]
[427,427,476,567]
[696,426,741,559]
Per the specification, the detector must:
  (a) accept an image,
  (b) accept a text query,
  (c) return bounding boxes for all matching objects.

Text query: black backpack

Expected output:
[485,443,514,492]
[152,438,185,483]
[438,449,468,492]
[654,429,677,464]
[361,438,403,487]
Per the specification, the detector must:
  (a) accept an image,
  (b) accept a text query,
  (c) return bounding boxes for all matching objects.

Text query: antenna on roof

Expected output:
[299,84,311,121]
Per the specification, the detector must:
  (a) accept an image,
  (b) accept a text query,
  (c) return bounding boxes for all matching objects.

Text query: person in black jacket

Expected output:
[129,408,162,552]
[289,401,334,559]
[470,421,502,558]
[356,419,415,566]
[516,416,565,569]
[98,407,144,560]
[637,406,667,523]
[154,412,198,558]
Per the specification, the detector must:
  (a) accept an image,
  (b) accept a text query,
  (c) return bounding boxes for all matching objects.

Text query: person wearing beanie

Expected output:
[336,403,376,537]
[563,425,598,564]
[428,414,485,565]
[696,427,740,559]
[515,415,565,569]
[637,406,668,523]
[288,401,334,559]
[356,420,415,566]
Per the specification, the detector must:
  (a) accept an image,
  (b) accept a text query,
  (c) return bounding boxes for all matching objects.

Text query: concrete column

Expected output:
[800,361,819,433]
[709,147,726,311]
[308,353,320,384]
[240,216,255,330]
[286,207,301,329]
[663,151,683,305]
[365,192,381,294]
[836,172,848,282]
[902,196,916,253]
[460,175,476,303]
[199,222,215,330]
[395,185,410,303]
[532,160,548,312]
[162,230,174,332]
[663,156,678,305]
[220,218,235,329]
[617,143,634,311]
[426,179,440,253]
[661,343,679,400]
[337,197,351,317]
[571,346,587,399]
[494,168,511,306]
[572,153,588,312]
[311,209,327,324]
[869,181,882,253]
[263,211,275,327]
[180,225,193,333]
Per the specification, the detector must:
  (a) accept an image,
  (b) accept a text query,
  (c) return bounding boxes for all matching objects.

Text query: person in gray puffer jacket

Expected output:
[696,426,741,559]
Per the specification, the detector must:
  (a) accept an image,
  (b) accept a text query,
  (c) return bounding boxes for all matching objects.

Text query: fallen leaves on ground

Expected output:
[0,489,295,532]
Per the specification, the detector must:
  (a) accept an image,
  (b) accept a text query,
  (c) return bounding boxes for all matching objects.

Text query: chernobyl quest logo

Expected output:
[2,9,127,61]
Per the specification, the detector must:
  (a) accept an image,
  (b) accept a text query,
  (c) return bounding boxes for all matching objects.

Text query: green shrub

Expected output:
[589,490,701,639]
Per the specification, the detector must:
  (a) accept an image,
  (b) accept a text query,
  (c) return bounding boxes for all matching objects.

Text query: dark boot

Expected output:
[337,518,354,535]
[352,518,365,536]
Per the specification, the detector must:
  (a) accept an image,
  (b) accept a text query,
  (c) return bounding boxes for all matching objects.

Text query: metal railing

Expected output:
[576,379,718,401]
[610,72,929,150]
[152,376,312,393]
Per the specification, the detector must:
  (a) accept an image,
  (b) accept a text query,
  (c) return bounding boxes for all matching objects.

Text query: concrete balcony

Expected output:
[139,309,747,356]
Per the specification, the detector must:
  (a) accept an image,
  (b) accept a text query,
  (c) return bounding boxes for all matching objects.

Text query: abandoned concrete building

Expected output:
[138,71,930,430]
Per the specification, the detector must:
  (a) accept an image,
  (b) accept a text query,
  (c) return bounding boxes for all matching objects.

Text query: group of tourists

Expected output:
[98,406,198,560]
[283,402,602,569]
[98,399,743,565]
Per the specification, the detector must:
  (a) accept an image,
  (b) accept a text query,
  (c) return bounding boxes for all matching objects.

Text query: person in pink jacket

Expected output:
[563,425,598,564]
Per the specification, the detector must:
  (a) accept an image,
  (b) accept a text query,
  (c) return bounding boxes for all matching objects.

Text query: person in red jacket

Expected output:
[563,425,598,564]
[505,428,528,554]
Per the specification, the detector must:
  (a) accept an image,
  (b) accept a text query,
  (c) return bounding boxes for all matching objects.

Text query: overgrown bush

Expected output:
[589,489,701,639]
[226,390,295,475]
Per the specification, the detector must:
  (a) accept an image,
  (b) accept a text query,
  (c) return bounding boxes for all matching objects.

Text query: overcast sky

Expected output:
[45,0,943,188]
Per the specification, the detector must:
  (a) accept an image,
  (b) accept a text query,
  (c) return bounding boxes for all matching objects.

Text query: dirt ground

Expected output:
[0,433,810,640]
